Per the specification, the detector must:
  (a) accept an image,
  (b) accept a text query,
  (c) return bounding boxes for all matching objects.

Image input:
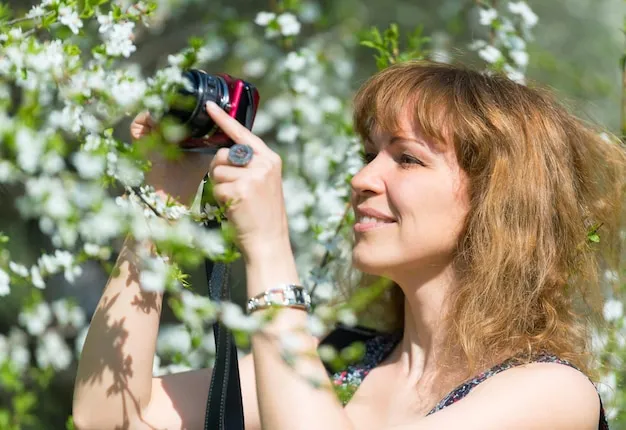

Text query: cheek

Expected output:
[392,179,468,242]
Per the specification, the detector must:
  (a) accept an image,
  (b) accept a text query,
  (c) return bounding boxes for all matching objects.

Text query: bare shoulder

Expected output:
[402,361,601,430]
[140,353,261,430]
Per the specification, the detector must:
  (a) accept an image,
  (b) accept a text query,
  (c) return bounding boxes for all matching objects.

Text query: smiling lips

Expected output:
[354,207,397,232]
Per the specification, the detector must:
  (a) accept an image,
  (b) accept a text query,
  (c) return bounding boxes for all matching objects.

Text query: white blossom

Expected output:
[0,269,10,296]
[97,11,114,33]
[337,308,357,327]
[604,269,619,283]
[36,330,73,371]
[51,299,86,329]
[104,22,136,58]
[195,228,227,257]
[508,1,539,28]
[157,324,192,355]
[479,8,498,26]
[18,302,53,336]
[307,314,328,338]
[9,261,29,277]
[266,96,293,118]
[478,45,502,64]
[284,52,307,72]
[291,75,319,96]
[311,282,334,302]
[597,371,617,404]
[279,331,307,352]
[196,38,227,63]
[299,2,321,23]
[277,124,300,144]
[72,151,106,179]
[58,6,83,35]
[503,63,525,84]
[277,13,301,36]
[15,127,45,173]
[243,58,268,77]
[509,50,529,67]
[9,332,30,372]
[221,302,261,332]
[31,266,45,289]
[26,5,46,19]
[283,176,315,216]
[320,96,342,113]
[468,39,487,51]
[139,256,169,293]
[251,110,274,135]
[254,11,276,26]
[41,153,66,175]
[603,299,624,322]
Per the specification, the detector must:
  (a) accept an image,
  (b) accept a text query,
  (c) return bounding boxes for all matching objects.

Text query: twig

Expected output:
[309,201,352,299]
[1,11,54,27]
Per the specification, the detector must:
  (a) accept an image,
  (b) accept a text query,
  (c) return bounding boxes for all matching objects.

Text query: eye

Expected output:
[399,154,425,167]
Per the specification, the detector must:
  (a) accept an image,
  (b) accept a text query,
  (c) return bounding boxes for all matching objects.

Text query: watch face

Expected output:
[246,285,311,314]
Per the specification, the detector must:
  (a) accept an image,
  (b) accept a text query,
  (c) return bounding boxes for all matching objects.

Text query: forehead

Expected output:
[364,112,448,155]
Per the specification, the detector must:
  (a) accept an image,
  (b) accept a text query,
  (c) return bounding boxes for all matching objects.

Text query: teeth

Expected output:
[359,215,394,224]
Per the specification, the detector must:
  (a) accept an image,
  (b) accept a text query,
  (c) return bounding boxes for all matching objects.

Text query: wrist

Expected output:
[244,244,300,298]
[243,236,293,264]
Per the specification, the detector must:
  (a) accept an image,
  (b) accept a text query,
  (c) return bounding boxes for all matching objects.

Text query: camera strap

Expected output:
[204,258,245,430]
[202,178,245,430]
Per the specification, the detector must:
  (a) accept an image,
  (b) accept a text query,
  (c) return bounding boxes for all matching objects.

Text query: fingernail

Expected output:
[206,101,218,111]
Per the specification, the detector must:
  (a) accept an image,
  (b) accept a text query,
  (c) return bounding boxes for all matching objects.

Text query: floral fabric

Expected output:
[329,330,609,429]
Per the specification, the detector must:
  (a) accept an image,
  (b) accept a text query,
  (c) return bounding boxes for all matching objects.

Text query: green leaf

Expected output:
[588,233,600,243]
[359,40,379,49]
[12,392,37,417]
[66,416,76,430]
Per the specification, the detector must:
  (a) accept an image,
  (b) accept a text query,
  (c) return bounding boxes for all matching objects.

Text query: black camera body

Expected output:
[166,69,260,149]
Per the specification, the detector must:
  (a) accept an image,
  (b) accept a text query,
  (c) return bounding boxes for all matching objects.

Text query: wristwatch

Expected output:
[246,284,312,314]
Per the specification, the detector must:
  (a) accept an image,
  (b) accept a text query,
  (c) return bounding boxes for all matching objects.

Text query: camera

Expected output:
[165,69,260,150]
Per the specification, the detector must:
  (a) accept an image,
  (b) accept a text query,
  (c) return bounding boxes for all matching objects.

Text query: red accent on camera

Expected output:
[180,74,260,150]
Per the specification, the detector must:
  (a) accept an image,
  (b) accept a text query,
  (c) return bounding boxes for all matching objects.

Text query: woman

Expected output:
[73,61,625,429]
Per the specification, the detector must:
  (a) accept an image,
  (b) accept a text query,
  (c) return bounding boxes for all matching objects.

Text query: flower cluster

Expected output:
[471,0,538,83]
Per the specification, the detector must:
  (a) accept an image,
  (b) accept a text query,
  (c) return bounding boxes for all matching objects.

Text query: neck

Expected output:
[387,265,462,386]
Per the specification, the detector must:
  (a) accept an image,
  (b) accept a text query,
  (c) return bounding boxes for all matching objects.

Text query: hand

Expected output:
[129,111,216,207]
[206,101,291,260]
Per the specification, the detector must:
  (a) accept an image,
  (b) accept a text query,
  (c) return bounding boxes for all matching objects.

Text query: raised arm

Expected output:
[72,110,264,429]
[72,235,261,429]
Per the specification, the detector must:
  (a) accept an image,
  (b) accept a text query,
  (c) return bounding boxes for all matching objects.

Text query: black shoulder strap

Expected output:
[203,204,245,430]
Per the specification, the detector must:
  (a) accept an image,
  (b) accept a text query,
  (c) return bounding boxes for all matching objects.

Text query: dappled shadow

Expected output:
[74,247,164,430]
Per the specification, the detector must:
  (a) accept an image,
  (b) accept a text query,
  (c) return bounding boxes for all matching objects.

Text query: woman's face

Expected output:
[350,113,470,281]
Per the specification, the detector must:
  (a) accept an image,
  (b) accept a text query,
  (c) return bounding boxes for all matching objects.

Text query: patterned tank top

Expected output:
[321,326,609,429]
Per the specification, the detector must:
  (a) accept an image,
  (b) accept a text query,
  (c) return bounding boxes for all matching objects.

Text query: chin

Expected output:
[350,247,390,277]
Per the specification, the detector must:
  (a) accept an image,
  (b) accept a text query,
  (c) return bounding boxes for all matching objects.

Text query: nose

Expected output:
[350,154,387,199]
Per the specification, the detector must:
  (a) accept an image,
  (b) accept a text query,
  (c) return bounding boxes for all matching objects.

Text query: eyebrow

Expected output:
[366,135,433,152]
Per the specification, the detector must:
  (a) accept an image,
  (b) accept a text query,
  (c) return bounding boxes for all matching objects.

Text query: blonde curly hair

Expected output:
[342,60,626,381]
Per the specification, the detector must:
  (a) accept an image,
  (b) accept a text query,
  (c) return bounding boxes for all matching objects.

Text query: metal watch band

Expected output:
[246,284,312,314]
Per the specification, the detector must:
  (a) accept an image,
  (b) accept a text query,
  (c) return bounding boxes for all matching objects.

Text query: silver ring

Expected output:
[227,144,254,167]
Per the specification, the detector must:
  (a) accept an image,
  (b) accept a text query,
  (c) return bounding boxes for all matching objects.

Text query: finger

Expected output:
[130,111,156,140]
[210,164,247,184]
[208,147,231,174]
[211,182,240,207]
[205,101,269,154]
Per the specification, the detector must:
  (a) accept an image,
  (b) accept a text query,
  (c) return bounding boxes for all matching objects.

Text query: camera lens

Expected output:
[166,70,230,138]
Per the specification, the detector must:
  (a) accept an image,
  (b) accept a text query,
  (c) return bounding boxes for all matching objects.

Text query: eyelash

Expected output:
[360,152,425,168]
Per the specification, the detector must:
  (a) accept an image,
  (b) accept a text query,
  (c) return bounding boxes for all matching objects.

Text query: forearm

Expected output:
[247,247,356,430]
[73,235,162,428]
